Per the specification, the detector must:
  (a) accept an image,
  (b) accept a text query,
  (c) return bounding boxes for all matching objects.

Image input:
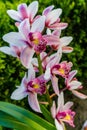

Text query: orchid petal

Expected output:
[46,28,52,35]
[51,76,59,95]
[46,9,62,25]
[0,46,16,57]
[28,1,38,21]
[57,92,64,111]
[53,30,61,37]
[67,70,77,83]
[31,16,45,32]
[18,3,28,19]
[18,18,30,39]
[69,80,81,90]
[60,36,73,46]
[3,32,26,47]
[51,101,56,118]
[62,46,73,53]
[28,93,41,113]
[72,90,87,99]
[64,102,74,110]
[11,84,27,100]
[7,10,22,21]
[27,64,35,81]
[44,68,51,80]
[55,119,63,130]
[49,23,68,30]
[43,5,54,15]
[20,47,34,69]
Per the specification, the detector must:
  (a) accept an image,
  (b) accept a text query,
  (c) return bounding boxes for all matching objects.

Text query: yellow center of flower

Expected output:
[58,68,65,75]
[64,114,71,121]
[33,39,39,45]
[33,84,39,89]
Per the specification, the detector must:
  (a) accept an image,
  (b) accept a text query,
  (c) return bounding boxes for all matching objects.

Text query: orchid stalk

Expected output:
[0,1,87,130]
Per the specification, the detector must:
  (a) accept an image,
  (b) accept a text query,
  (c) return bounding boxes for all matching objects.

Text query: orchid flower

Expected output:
[43,6,68,30]
[7,1,38,26]
[11,65,46,113]
[1,16,46,68]
[46,29,73,53]
[81,120,87,130]
[51,92,75,130]
[65,70,87,99]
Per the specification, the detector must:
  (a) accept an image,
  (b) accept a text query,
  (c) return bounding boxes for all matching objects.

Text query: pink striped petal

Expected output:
[28,93,41,113]
[67,70,77,83]
[31,16,45,32]
[72,90,87,99]
[7,10,22,21]
[18,19,30,39]
[49,23,68,30]
[43,5,54,15]
[46,9,62,25]
[51,76,59,95]
[20,47,34,68]
[18,3,28,19]
[62,46,73,53]
[28,1,38,22]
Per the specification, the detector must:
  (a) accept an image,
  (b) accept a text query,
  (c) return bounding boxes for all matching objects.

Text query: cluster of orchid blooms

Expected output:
[1,1,87,130]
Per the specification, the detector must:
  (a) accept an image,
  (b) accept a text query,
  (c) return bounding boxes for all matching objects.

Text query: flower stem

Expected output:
[37,54,43,75]
[46,86,52,108]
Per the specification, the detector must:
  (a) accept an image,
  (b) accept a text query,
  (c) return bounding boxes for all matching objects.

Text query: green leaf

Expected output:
[40,105,54,124]
[0,101,56,130]
[0,111,33,130]
[0,126,2,130]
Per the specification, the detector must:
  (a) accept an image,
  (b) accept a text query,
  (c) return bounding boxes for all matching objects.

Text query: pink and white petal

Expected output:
[18,3,28,19]
[18,19,30,39]
[67,70,77,83]
[63,102,74,111]
[42,5,54,15]
[53,30,61,37]
[51,76,59,95]
[31,16,45,32]
[60,36,73,46]
[49,23,68,30]
[3,32,26,47]
[11,86,27,100]
[69,80,81,90]
[28,1,38,21]
[20,47,34,69]
[46,9,62,25]
[51,101,57,118]
[62,46,73,53]
[28,93,41,113]
[55,119,64,130]
[7,10,22,21]
[46,28,52,35]
[44,68,51,80]
[71,90,87,99]
[0,46,17,57]
[57,92,64,112]
[27,64,35,81]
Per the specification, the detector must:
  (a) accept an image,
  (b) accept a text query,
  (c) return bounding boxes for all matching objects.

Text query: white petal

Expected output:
[18,19,30,39]
[31,16,45,32]
[28,93,41,113]
[27,64,35,81]
[64,102,73,110]
[60,36,73,46]
[44,68,51,80]
[51,101,56,118]
[57,92,64,111]
[20,47,34,68]
[55,119,63,130]
[7,10,22,21]
[3,32,26,47]
[28,1,38,21]
[51,76,59,95]
[11,86,27,100]
[72,90,87,99]
[46,9,62,25]
[0,46,16,57]
[69,81,81,90]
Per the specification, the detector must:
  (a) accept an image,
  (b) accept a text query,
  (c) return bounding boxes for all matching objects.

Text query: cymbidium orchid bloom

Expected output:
[46,29,73,53]
[11,65,46,113]
[51,92,75,130]
[7,1,38,26]
[65,70,87,99]
[42,6,68,30]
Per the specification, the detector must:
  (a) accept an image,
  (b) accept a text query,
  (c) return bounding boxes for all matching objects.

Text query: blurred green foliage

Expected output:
[0,0,87,107]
